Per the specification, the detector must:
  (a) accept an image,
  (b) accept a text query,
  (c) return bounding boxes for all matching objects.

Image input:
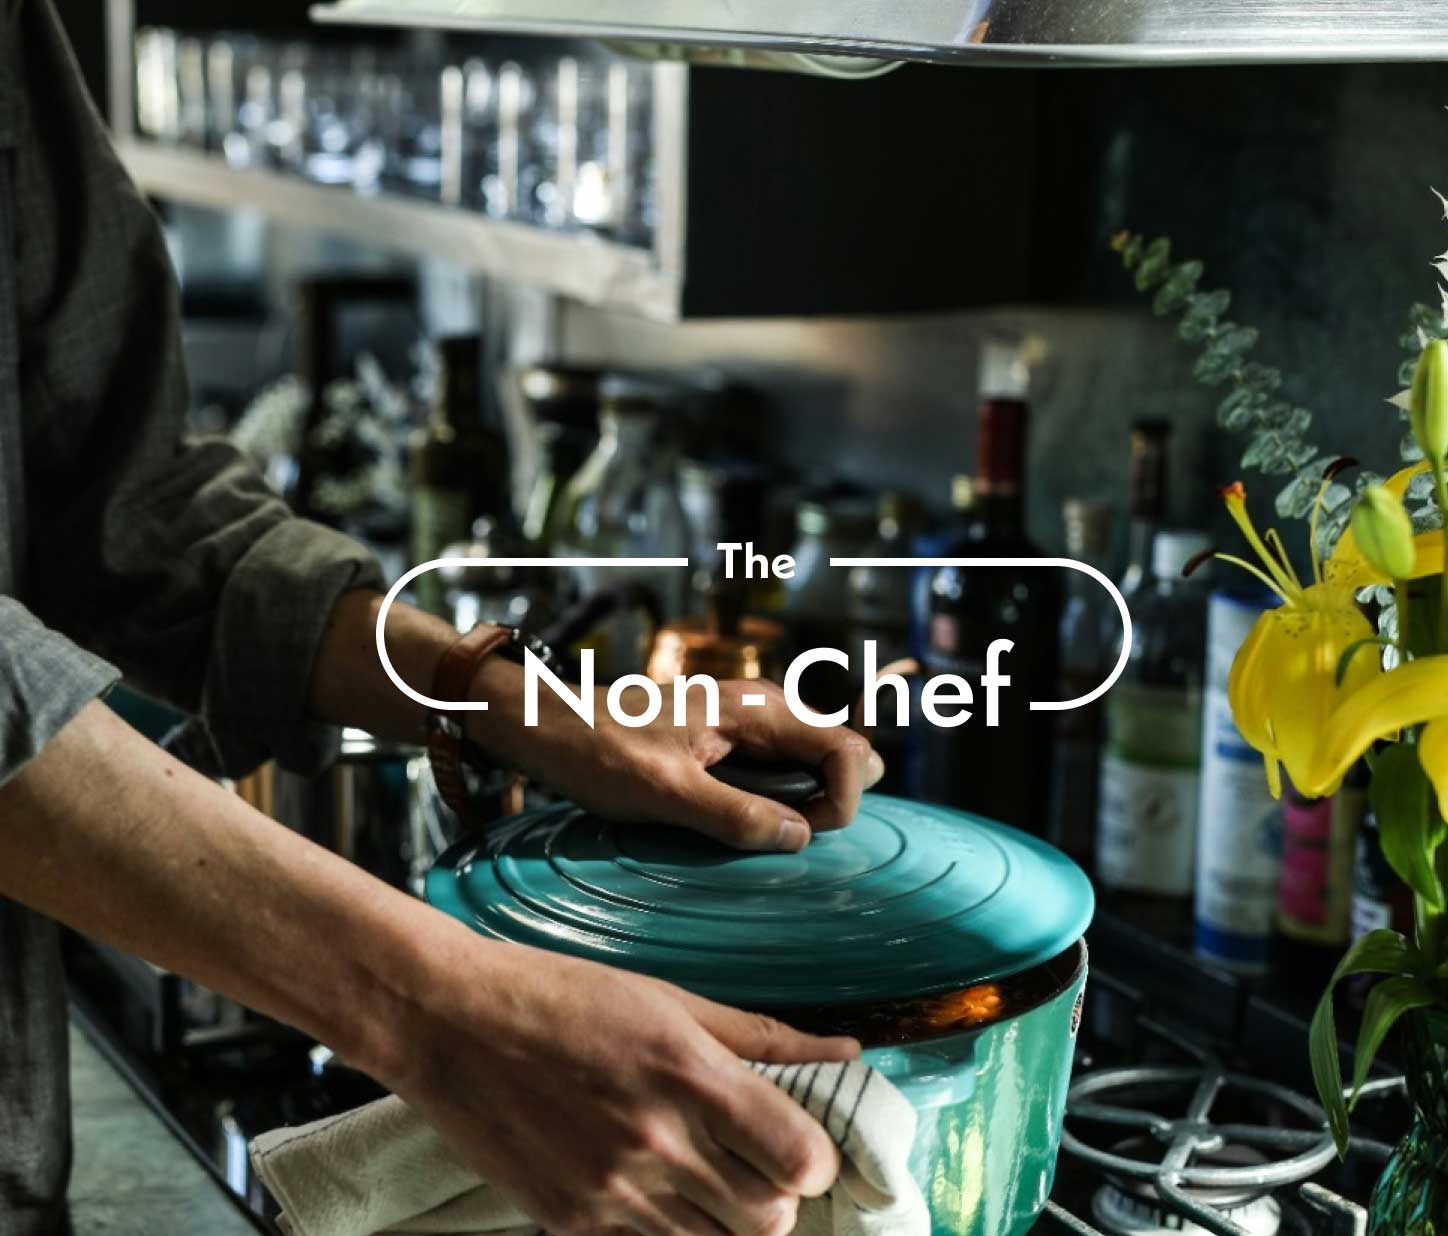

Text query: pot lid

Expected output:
[427,792,1093,1008]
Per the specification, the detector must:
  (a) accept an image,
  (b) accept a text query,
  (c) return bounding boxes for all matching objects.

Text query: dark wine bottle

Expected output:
[1047,499,1114,864]
[1118,418,1171,606]
[918,372,1061,832]
[411,335,510,618]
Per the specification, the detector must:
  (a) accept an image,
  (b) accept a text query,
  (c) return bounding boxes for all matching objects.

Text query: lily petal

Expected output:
[1228,613,1276,759]
[1382,461,1433,502]
[1305,654,1448,798]
[1419,719,1448,823]
[1227,600,1377,799]
[1327,463,1437,588]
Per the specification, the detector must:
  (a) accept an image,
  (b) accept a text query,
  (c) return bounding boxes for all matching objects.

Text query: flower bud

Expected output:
[1410,339,1448,464]
[1350,485,1416,580]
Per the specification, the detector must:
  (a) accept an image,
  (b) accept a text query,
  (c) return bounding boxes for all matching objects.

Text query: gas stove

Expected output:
[66,908,1409,1236]
[1042,1044,1402,1234]
[1031,913,1408,1236]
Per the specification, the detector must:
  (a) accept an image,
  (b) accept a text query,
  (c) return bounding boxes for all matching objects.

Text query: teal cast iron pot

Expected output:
[853,942,1086,1236]
[427,757,1093,1236]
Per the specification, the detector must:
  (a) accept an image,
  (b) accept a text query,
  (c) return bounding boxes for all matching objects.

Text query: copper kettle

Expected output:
[644,581,787,684]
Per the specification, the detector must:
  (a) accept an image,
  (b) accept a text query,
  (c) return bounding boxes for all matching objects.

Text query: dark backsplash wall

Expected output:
[558,61,1448,560]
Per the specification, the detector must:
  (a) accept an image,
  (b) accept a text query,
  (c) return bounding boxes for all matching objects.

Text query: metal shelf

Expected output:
[116,140,685,319]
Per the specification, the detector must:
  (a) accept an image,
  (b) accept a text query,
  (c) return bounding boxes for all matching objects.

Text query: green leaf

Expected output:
[1152,260,1202,315]
[1275,468,1321,519]
[1335,637,1391,685]
[1193,324,1260,385]
[1411,503,1446,534]
[1238,361,1283,394]
[1370,744,1448,909]
[1349,975,1437,1105]
[1218,385,1267,430]
[1408,470,1438,501]
[1243,432,1318,477]
[1308,928,1416,1155]
[1179,289,1231,342]
[1133,237,1172,291]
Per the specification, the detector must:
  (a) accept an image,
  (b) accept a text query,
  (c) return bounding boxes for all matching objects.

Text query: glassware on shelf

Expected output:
[176,37,209,148]
[570,58,612,231]
[350,56,389,193]
[439,63,465,206]
[534,55,580,229]
[132,30,658,249]
[607,60,656,244]
[226,41,275,170]
[272,48,309,175]
[205,40,237,154]
[387,63,445,199]
[458,58,499,211]
[135,27,179,142]
[483,60,541,221]
[297,46,367,187]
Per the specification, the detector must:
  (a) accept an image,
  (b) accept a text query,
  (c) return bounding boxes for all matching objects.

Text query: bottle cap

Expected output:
[1153,530,1211,580]
[977,337,1030,400]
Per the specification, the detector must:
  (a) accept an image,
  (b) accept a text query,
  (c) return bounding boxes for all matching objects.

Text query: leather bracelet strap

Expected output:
[426,625,514,826]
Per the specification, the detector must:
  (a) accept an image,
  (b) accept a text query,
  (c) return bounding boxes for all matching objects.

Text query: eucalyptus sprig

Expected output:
[1111,231,1370,558]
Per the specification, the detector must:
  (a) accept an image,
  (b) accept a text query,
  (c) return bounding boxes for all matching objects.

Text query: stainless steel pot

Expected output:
[233,729,457,896]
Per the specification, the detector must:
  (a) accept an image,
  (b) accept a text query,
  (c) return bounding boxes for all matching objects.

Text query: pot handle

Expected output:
[707,751,824,806]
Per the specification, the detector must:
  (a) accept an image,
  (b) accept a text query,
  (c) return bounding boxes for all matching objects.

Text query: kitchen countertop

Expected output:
[68,1021,264,1236]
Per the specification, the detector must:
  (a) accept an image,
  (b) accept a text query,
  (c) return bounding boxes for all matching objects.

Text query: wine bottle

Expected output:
[1119,418,1171,604]
[919,357,1061,832]
[411,335,510,619]
[1046,499,1114,864]
[1096,529,1210,930]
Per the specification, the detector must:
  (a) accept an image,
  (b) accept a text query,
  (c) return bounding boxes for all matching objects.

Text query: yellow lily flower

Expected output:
[1220,469,1448,816]
[1326,461,1442,588]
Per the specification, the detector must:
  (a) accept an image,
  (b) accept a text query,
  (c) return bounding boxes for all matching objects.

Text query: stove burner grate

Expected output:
[1057,1064,1370,1236]
[1092,1139,1281,1236]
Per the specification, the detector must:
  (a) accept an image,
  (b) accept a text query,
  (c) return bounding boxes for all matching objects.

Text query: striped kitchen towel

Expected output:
[249,1059,927,1236]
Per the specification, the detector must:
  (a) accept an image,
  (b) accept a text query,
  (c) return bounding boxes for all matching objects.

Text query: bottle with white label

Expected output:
[1096,530,1210,924]
[1193,585,1283,974]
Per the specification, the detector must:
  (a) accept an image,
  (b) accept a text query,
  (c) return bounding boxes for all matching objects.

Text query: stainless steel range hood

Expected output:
[310,0,1448,69]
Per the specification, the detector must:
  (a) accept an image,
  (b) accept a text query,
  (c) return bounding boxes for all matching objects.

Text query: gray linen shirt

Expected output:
[0,4,383,1231]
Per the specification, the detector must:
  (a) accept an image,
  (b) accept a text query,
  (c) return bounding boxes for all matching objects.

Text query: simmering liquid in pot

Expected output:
[768,945,1080,1047]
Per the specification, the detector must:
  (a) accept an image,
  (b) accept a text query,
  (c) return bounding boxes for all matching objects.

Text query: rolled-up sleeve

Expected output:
[0,599,119,786]
[5,0,383,778]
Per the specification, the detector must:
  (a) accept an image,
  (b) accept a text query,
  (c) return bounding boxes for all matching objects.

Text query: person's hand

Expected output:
[471,667,883,853]
[386,934,860,1236]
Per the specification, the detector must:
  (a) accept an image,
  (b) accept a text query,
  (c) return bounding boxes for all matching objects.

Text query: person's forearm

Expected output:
[306,588,553,766]
[307,587,880,850]
[307,589,455,744]
[0,699,480,1082]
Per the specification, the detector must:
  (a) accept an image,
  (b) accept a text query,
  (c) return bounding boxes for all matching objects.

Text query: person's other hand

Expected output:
[387,938,860,1236]
[472,669,883,853]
